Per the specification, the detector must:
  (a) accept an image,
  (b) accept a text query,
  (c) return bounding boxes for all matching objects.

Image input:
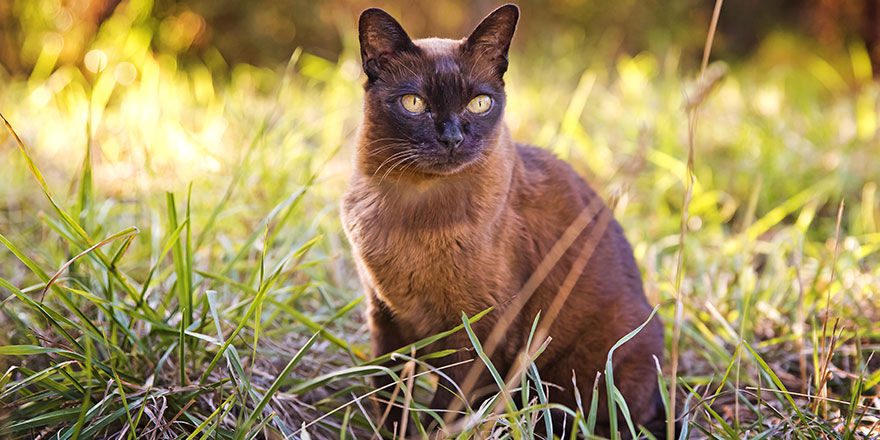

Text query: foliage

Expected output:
[1,1,879,439]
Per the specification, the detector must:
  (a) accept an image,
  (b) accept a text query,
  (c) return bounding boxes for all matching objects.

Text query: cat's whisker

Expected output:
[382,154,420,184]
[372,150,414,179]
[379,153,419,184]
[394,156,422,185]
[359,138,403,149]
[373,152,411,175]
[358,137,412,151]
[365,143,412,158]
[364,143,403,153]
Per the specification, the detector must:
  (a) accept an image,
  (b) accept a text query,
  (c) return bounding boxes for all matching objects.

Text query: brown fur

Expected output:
[342,4,665,438]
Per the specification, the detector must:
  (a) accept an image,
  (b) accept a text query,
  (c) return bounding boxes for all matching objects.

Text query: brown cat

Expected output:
[341,4,667,438]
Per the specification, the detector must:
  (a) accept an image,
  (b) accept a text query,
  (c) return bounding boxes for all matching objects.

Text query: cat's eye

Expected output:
[400,94,427,114]
[467,95,492,114]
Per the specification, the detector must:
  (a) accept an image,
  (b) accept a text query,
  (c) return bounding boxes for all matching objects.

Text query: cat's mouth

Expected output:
[415,147,483,175]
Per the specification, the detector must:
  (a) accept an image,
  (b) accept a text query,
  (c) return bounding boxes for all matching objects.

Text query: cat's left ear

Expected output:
[463,4,519,77]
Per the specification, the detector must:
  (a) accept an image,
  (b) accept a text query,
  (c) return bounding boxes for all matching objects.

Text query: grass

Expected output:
[1,2,880,439]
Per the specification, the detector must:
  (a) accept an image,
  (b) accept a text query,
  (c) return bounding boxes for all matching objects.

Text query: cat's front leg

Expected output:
[425,329,507,435]
[367,291,418,437]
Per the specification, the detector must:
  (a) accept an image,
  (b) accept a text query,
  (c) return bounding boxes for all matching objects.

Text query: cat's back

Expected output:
[511,143,648,302]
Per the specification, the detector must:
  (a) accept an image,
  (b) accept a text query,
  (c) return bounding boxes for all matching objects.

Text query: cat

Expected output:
[341,4,668,438]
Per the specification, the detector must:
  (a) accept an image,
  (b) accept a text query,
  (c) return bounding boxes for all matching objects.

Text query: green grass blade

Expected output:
[39,226,139,300]
[1,112,91,244]
[365,307,492,366]
[235,331,321,439]
[654,356,672,439]
[288,365,401,395]
[186,392,237,440]
[69,336,94,440]
[1,408,81,435]
[586,371,601,435]
[743,341,810,428]
[461,311,520,435]
[139,219,188,303]
[0,361,78,402]
[265,296,365,360]
[200,282,271,384]
[605,305,658,440]
[166,192,192,328]
[178,305,188,386]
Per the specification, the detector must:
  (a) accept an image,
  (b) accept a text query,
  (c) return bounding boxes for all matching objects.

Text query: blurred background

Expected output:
[1,0,880,74]
[2,0,879,239]
[1,0,878,197]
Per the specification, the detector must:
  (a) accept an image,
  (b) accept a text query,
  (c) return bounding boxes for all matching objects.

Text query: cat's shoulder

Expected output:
[513,142,600,202]
[514,143,586,181]
[514,143,560,169]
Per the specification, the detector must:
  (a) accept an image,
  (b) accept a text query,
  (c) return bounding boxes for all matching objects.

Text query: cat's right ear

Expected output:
[358,8,417,83]
[463,4,519,78]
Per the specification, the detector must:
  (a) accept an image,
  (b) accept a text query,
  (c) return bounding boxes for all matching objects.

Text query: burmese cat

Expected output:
[341,4,667,438]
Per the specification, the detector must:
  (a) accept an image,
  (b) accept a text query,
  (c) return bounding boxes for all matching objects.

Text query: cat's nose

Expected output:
[438,122,464,151]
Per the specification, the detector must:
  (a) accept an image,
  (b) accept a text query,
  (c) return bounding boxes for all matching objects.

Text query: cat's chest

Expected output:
[352,208,474,291]
[342,185,476,269]
[368,229,479,330]
[342,190,497,331]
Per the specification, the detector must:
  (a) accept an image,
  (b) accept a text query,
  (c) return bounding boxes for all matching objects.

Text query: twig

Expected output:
[814,200,845,416]
[668,1,725,438]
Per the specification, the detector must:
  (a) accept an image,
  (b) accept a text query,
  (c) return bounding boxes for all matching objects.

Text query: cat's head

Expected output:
[356,4,518,177]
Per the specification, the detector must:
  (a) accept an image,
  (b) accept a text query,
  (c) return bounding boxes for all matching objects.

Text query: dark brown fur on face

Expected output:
[342,4,667,438]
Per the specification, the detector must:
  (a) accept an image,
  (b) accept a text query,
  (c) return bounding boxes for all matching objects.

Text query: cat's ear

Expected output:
[463,4,519,77]
[359,8,417,82]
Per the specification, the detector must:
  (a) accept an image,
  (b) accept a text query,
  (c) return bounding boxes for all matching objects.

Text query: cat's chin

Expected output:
[414,152,483,176]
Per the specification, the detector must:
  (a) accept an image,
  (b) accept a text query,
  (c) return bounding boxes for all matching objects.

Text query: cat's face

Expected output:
[357,5,519,176]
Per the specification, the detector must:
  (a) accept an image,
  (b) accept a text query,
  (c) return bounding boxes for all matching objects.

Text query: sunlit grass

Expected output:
[1,2,879,438]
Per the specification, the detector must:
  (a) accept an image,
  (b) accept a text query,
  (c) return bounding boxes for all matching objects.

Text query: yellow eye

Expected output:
[400,94,426,114]
[467,95,492,114]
